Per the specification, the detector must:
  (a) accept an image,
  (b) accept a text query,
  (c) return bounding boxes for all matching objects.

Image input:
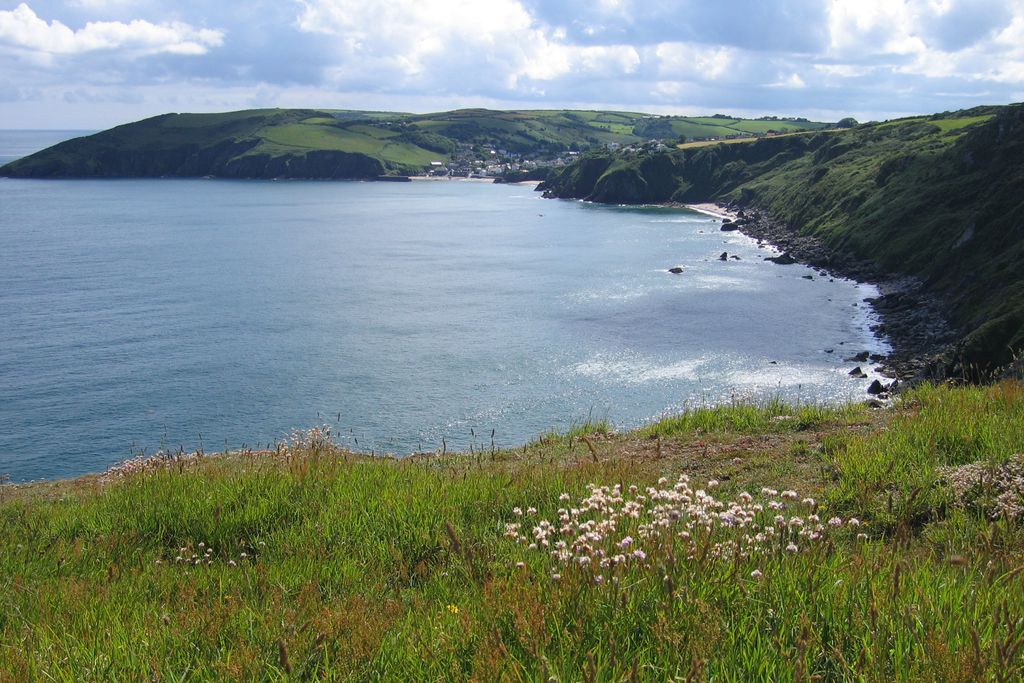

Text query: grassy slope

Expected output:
[0,109,828,178]
[728,107,1024,372]
[541,104,1024,373]
[2,382,1024,680]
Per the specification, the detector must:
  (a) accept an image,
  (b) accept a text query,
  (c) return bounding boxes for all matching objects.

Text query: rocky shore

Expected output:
[709,203,959,382]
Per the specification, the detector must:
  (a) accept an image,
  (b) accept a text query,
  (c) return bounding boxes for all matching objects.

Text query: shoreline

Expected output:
[687,201,958,381]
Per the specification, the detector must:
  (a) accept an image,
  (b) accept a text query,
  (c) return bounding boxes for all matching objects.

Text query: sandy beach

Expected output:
[684,202,738,220]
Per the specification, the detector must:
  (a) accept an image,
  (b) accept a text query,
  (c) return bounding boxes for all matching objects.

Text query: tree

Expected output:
[836,117,858,129]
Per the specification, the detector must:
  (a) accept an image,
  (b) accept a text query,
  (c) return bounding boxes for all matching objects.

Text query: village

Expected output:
[424,127,797,180]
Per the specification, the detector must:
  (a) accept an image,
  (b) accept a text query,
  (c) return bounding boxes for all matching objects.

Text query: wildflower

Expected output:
[446,604,459,615]
[632,549,647,561]
[513,507,523,517]
[515,562,526,569]
[559,493,571,501]
[551,573,561,581]
[828,516,843,527]
[240,552,248,559]
[707,479,719,488]
[526,507,537,515]
[781,490,798,500]
[750,569,763,579]
[594,575,604,585]
[802,498,815,507]
[857,533,868,541]
[848,518,861,527]
[618,536,634,549]
[228,560,237,567]
[786,543,799,553]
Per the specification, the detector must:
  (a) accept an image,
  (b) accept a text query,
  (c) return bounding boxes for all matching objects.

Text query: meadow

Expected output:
[2,381,1023,680]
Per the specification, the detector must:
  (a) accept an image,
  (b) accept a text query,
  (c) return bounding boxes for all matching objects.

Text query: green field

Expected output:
[1,107,833,181]
[2,381,1024,679]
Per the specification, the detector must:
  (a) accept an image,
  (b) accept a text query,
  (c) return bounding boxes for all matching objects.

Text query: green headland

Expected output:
[0,107,828,180]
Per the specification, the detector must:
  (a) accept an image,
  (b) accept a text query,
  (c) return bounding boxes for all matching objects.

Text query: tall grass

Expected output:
[1,383,1023,679]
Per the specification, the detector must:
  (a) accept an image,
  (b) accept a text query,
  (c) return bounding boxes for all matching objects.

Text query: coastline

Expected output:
[684,201,957,381]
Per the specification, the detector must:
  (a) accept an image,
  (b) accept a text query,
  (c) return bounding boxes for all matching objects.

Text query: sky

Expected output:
[1,0,1023,129]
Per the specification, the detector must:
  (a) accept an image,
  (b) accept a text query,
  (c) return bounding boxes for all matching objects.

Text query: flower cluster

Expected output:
[98,426,338,485]
[99,451,202,483]
[279,425,335,457]
[168,540,263,569]
[507,476,862,584]
[938,454,1024,519]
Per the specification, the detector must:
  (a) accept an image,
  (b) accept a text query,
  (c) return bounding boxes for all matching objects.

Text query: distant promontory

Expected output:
[0,108,829,180]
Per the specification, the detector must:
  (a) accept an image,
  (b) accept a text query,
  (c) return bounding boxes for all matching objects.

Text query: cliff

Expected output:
[539,105,1024,377]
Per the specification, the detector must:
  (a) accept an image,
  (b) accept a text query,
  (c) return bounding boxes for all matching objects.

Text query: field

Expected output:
[1,108,832,180]
[2,381,1024,679]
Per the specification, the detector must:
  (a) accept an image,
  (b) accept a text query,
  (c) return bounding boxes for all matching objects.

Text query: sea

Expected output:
[0,130,889,482]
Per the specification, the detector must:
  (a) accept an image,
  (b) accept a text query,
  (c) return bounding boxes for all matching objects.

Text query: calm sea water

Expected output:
[0,131,888,482]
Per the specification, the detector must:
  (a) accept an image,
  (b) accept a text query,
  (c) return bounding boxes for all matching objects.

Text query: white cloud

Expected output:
[1,0,1023,128]
[767,73,807,89]
[0,3,223,57]
[656,43,734,80]
[296,0,643,95]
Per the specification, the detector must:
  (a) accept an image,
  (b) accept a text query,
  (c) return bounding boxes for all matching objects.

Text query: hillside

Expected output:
[539,104,1024,376]
[0,108,827,180]
[2,381,1023,679]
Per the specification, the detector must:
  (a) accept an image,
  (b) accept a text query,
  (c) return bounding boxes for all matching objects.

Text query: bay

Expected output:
[0,131,887,482]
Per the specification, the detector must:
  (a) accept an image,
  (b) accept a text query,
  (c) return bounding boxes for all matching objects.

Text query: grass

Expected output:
[251,124,442,168]
[3,381,1024,679]
[542,103,1024,373]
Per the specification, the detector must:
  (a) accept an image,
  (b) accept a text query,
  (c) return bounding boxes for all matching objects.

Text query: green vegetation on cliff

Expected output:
[540,104,1024,374]
[2,381,1024,679]
[0,108,827,180]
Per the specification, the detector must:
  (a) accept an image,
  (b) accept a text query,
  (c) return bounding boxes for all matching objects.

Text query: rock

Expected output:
[802,275,814,280]
[849,366,867,378]
[722,218,730,223]
[866,379,886,395]
[766,252,798,265]
[719,252,729,261]
[824,348,834,354]
[870,353,886,362]
[731,255,741,260]
[845,351,870,362]
[720,222,739,232]
[668,266,684,274]
[865,399,886,409]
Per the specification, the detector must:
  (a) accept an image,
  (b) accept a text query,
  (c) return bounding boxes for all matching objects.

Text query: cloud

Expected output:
[0,0,1023,129]
[296,0,643,96]
[0,3,223,57]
